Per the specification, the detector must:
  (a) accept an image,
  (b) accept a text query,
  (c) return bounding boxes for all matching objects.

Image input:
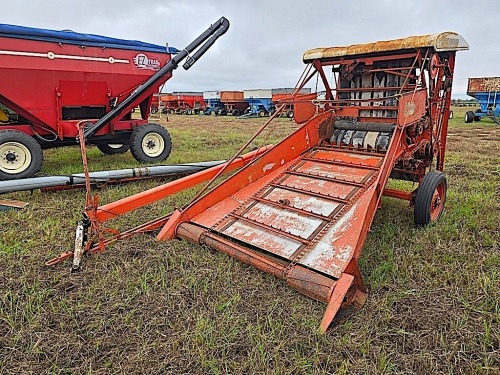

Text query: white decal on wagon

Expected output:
[0,49,129,64]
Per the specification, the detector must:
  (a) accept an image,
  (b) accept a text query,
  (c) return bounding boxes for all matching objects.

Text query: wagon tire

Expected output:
[286,110,294,118]
[414,171,447,226]
[232,109,241,116]
[258,110,266,117]
[464,111,474,123]
[0,130,43,180]
[129,123,172,163]
[96,143,130,155]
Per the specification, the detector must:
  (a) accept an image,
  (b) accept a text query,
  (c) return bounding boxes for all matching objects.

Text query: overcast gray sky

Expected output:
[2,0,499,98]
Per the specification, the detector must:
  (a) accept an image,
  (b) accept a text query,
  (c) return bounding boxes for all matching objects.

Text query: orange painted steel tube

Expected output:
[95,146,272,222]
[177,222,337,303]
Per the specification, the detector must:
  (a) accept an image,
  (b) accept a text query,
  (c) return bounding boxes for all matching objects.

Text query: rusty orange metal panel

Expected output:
[222,220,302,258]
[298,184,377,278]
[294,93,317,124]
[335,106,359,117]
[265,187,340,216]
[312,149,383,167]
[397,89,427,126]
[296,160,372,183]
[243,202,324,239]
[280,174,356,200]
[303,32,469,62]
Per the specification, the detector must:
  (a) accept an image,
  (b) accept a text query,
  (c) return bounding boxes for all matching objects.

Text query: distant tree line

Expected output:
[451,99,478,107]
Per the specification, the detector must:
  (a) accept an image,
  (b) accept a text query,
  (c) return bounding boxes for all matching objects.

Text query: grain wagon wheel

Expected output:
[286,110,294,118]
[414,171,447,226]
[96,143,130,155]
[258,109,266,117]
[130,123,172,163]
[464,111,474,123]
[0,130,43,180]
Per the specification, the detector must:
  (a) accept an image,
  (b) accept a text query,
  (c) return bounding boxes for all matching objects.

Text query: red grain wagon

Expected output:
[161,92,205,115]
[0,23,179,179]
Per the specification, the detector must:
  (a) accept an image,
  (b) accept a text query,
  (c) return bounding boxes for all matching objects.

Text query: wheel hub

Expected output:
[0,141,32,174]
[5,152,17,162]
[141,132,164,158]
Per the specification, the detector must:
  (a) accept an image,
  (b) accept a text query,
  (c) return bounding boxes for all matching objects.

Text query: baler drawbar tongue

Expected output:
[159,32,468,332]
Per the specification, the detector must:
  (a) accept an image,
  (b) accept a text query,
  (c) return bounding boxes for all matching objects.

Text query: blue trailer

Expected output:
[243,89,274,117]
[464,77,500,124]
[202,91,224,115]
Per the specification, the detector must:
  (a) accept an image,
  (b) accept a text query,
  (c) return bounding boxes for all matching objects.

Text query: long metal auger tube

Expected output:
[0,160,225,194]
[82,17,230,140]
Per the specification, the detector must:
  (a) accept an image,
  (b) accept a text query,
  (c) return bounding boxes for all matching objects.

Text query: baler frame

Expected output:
[55,31,468,333]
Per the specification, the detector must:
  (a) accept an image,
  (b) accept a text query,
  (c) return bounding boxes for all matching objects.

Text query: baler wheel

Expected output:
[130,123,172,163]
[96,143,130,155]
[414,171,447,226]
[464,111,474,123]
[0,130,43,180]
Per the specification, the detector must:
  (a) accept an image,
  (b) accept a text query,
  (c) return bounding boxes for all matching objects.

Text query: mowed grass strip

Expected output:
[0,109,498,374]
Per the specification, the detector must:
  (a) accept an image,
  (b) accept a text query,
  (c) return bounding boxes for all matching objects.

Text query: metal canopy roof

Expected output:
[303,32,469,62]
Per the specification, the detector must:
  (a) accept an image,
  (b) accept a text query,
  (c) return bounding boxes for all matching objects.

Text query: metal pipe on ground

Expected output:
[0,161,225,194]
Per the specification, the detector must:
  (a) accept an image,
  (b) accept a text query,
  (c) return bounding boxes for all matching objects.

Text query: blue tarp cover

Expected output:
[0,23,179,54]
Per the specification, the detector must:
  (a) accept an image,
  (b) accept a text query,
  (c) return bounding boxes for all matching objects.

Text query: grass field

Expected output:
[0,107,498,374]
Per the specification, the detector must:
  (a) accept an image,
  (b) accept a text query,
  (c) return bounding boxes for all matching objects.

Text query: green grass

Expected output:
[0,109,499,374]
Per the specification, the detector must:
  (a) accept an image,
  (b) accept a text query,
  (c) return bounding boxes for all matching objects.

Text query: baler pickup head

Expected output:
[158,31,468,332]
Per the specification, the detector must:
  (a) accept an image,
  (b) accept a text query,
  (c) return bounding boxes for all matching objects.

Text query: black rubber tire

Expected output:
[232,109,241,116]
[464,111,474,123]
[258,110,266,117]
[150,107,158,114]
[414,171,447,226]
[129,123,172,163]
[215,108,223,116]
[186,108,193,115]
[0,130,43,180]
[286,110,294,118]
[96,143,130,155]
